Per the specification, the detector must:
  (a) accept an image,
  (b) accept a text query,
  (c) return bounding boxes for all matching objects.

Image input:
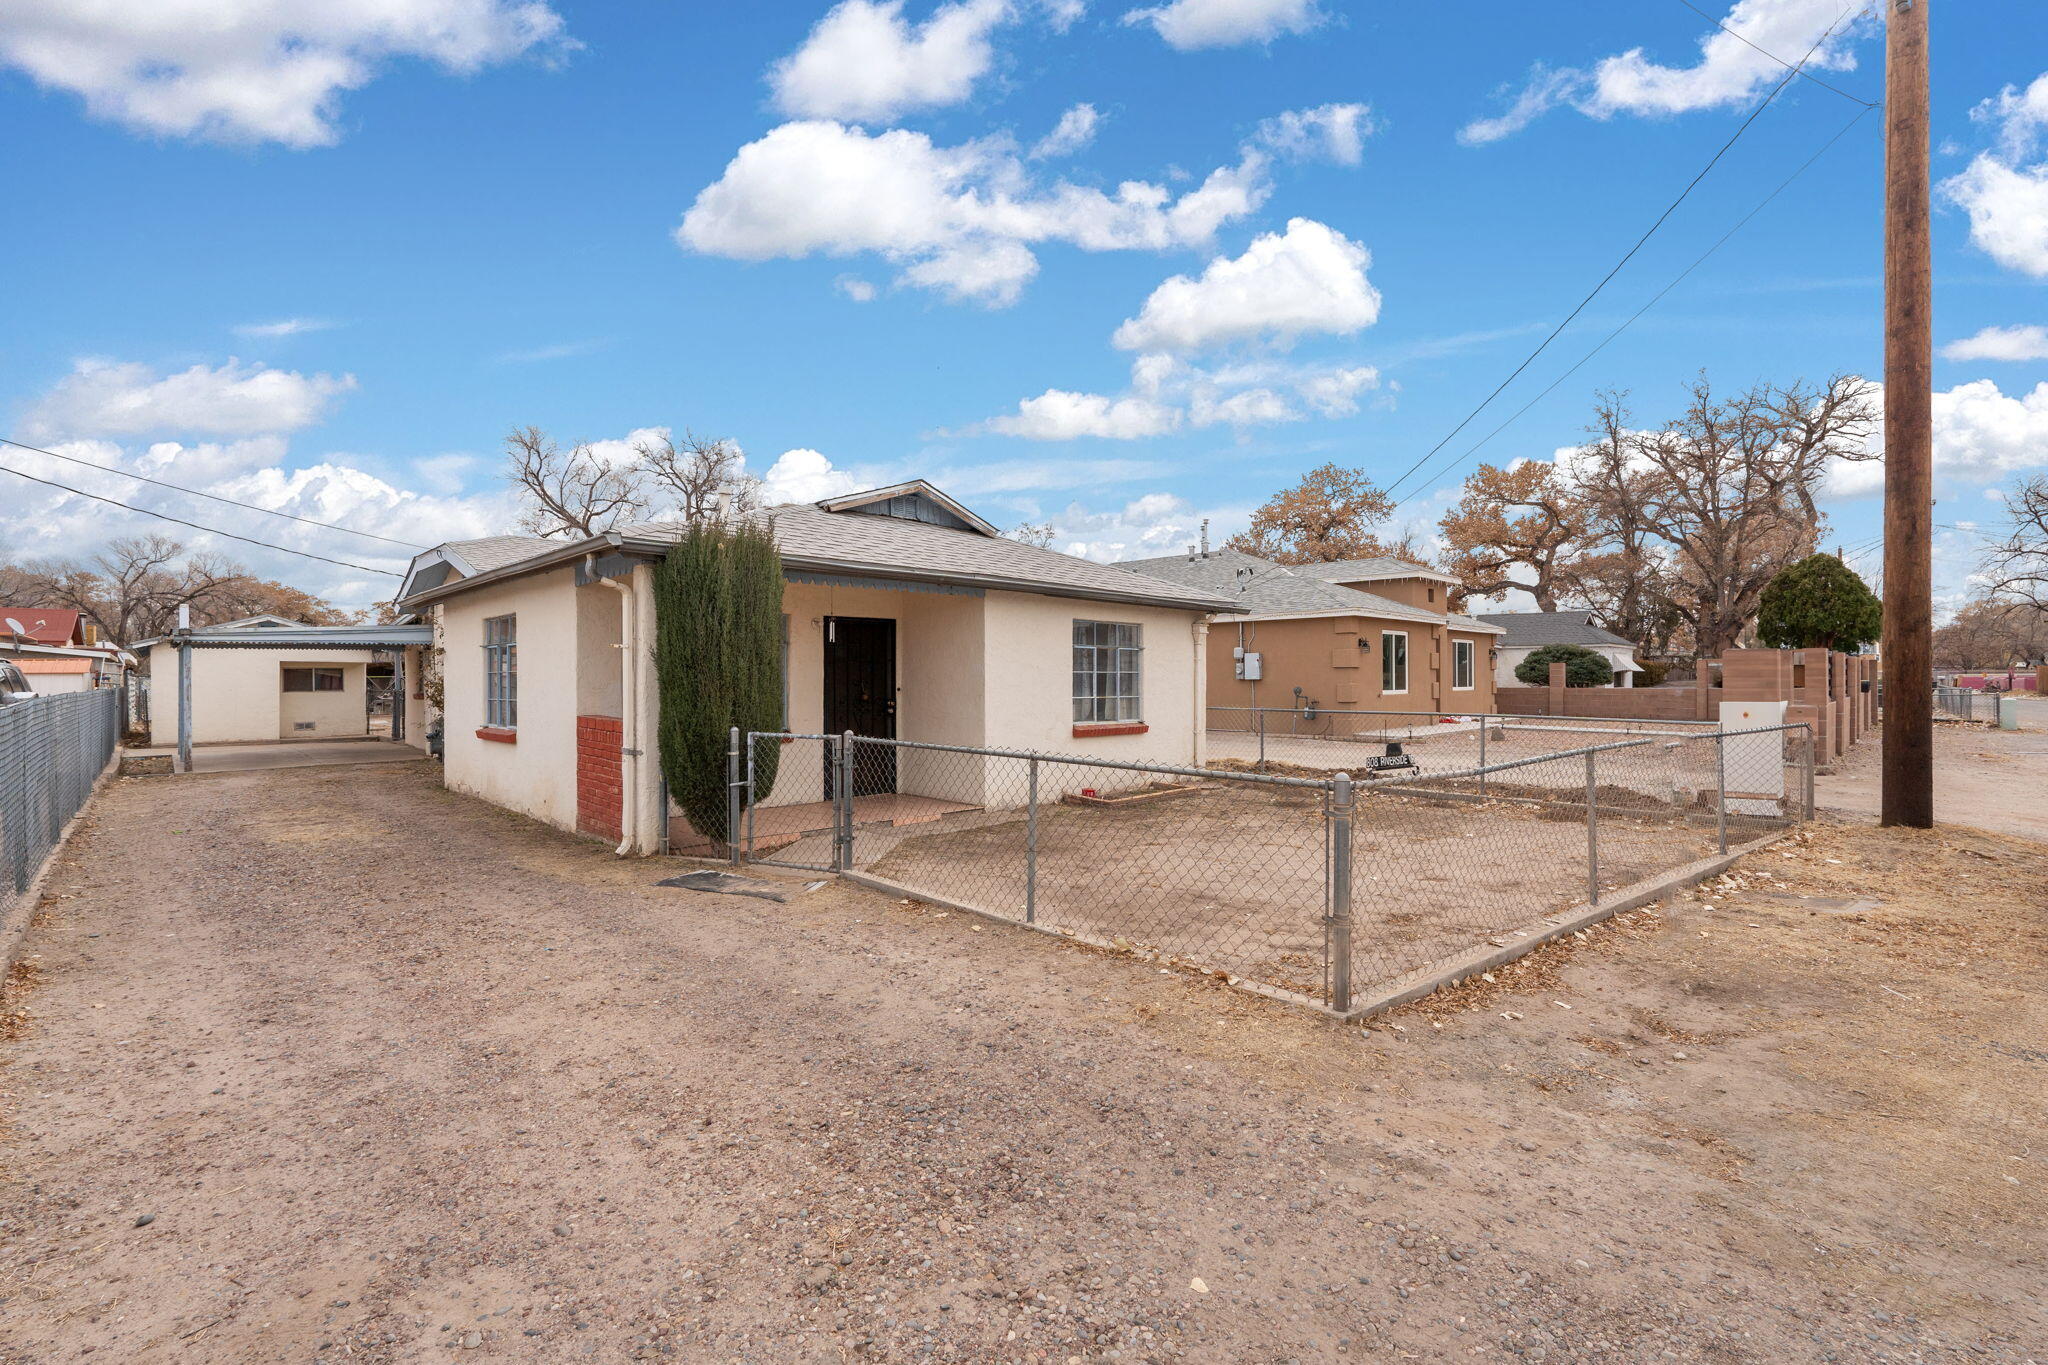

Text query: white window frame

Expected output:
[483,614,517,729]
[1073,620,1143,724]
[1451,639,1476,691]
[1381,630,1409,695]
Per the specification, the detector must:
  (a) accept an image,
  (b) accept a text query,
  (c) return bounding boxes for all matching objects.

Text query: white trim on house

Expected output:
[1451,638,1476,691]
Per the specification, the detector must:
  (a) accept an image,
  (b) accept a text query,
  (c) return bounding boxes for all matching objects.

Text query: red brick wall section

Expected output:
[577,715,623,842]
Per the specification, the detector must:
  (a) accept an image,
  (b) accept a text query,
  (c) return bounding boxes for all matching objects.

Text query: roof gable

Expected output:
[816,481,999,537]
[1116,549,1448,624]
[1476,610,1638,650]
[0,607,85,645]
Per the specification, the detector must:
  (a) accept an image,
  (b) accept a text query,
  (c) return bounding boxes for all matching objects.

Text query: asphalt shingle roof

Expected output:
[1290,556,1450,583]
[448,535,557,574]
[1117,549,1447,624]
[606,503,1237,612]
[1476,610,1639,650]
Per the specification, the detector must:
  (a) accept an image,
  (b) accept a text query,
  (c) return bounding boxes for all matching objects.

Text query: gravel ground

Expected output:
[1,760,2043,1363]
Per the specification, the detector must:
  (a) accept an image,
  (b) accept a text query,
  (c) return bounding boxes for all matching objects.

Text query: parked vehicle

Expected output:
[0,661,35,703]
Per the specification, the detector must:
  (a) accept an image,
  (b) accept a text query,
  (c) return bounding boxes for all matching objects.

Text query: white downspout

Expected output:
[592,555,638,857]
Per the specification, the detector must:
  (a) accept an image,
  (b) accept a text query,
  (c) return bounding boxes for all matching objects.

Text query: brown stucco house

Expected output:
[1116,549,1504,719]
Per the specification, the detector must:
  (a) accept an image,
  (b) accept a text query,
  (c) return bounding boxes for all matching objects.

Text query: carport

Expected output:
[156,620,437,773]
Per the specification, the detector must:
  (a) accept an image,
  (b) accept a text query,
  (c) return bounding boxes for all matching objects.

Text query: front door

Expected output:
[823,616,896,795]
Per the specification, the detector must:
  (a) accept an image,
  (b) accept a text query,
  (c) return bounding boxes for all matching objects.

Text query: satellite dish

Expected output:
[3,618,24,637]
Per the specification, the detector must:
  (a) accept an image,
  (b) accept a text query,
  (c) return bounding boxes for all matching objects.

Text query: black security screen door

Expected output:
[823,616,896,795]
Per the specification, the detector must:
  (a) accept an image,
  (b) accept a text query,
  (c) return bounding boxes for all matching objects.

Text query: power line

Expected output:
[0,461,401,577]
[1670,0,1876,107]
[0,435,426,550]
[1381,5,1861,505]
[1390,100,1873,507]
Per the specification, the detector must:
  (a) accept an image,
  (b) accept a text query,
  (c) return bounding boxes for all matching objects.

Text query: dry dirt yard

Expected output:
[0,758,2043,1363]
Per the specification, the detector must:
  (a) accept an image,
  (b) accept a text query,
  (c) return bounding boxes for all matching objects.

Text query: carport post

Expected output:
[726,727,743,866]
[1025,756,1039,924]
[1584,750,1600,907]
[176,633,192,775]
[1715,734,1729,854]
[1326,773,1355,1014]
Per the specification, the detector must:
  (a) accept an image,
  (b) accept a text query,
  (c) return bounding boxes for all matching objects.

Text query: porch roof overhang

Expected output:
[401,529,1248,616]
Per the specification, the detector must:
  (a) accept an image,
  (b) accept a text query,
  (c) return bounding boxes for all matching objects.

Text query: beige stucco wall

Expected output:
[23,671,92,695]
[147,644,374,745]
[1207,614,1499,720]
[440,565,584,835]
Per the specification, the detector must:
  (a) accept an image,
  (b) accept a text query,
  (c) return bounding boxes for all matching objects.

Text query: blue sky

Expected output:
[3,0,2046,613]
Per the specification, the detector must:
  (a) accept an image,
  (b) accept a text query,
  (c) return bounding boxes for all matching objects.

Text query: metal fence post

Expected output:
[1802,724,1816,821]
[1584,749,1600,906]
[1025,755,1039,924]
[1327,773,1355,1014]
[835,731,855,871]
[1257,707,1267,769]
[1715,732,1729,854]
[726,726,742,866]
[1478,721,1488,798]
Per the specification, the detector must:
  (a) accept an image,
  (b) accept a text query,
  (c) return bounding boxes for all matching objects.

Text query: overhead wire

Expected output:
[0,461,402,577]
[0,435,426,550]
[1381,3,1866,506]
[1669,0,1876,107]
[1388,99,1874,509]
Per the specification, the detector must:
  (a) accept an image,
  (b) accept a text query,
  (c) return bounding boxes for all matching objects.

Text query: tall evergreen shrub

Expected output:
[654,518,784,847]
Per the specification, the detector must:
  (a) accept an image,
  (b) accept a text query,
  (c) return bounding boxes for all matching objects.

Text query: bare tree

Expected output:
[1984,474,2048,610]
[1,536,299,643]
[1005,522,1057,549]
[1931,596,2048,669]
[504,426,649,538]
[635,430,760,523]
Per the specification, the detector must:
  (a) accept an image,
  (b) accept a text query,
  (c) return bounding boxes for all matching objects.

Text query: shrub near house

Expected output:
[1514,643,1613,688]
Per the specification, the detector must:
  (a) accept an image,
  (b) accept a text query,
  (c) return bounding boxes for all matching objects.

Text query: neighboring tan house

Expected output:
[1118,548,1504,718]
[138,614,435,748]
[1,607,135,690]
[1478,610,1644,688]
[396,482,1239,854]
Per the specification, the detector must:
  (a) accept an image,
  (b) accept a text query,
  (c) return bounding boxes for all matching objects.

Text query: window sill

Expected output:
[476,726,517,744]
[1072,722,1148,738]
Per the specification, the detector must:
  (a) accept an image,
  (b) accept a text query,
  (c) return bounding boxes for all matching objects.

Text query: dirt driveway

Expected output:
[1,761,2043,1363]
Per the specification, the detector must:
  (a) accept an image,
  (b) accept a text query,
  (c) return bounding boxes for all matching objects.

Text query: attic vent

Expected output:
[293,721,316,731]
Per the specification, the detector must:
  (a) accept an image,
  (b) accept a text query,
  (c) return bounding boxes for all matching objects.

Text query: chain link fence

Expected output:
[722,718,1813,1016]
[1932,687,1984,722]
[1,690,121,920]
[1207,705,1723,775]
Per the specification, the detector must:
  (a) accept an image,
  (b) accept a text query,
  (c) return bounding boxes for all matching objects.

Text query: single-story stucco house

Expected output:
[396,482,1240,855]
[1476,610,1644,688]
[1118,548,1505,718]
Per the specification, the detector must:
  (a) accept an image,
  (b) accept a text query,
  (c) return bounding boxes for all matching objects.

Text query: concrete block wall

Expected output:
[577,714,623,842]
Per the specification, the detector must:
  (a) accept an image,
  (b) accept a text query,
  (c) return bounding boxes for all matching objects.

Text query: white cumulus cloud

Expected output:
[1942,74,2048,278]
[25,358,357,440]
[1122,0,1324,51]
[1029,102,1101,159]
[762,448,866,503]
[1111,217,1379,353]
[1253,102,1373,165]
[983,390,1184,441]
[769,0,1009,122]
[1942,324,2048,363]
[1460,0,1866,143]
[677,120,1270,306]
[0,0,571,148]
[1825,378,2048,497]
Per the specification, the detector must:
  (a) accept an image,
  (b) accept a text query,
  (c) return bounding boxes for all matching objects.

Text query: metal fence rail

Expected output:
[1,690,121,919]
[729,720,1815,1016]
[1207,705,1720,778]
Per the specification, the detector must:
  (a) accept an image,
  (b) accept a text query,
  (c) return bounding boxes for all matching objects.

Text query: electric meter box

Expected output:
[1237,651,1263,681]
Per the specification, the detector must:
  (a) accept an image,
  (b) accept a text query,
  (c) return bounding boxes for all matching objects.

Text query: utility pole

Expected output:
[1881,0,1933,828]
